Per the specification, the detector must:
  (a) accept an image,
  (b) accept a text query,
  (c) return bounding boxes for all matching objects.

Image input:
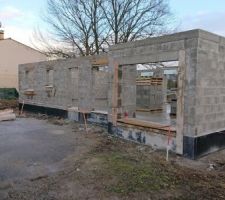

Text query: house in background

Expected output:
[0,29,46,96]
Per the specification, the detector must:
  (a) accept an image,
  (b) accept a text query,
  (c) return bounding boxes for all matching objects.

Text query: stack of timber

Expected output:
[0,109,16,122]
[136,77,163,85]
[136,77,163,111]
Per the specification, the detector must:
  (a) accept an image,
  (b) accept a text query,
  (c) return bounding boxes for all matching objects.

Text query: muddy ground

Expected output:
[0,107,225,199]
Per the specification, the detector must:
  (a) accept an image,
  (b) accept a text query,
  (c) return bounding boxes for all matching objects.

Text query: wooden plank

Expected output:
[0,114,16,121]
[136,108,163,112]
[117,118,176,132]
[136,78,163,86]
[91,57,108,65]
[0,109,13,115]
[0,109,16,121]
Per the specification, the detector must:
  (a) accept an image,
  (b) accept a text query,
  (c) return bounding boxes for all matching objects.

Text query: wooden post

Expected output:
[79,109,89,134]
[83,112,88,134]
[20,100,25,115]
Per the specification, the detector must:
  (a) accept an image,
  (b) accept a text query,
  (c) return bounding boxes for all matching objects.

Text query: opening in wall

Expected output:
[24,69,35,99]
[116,61,179,130]
[46,69,54,86]
[45,69,54,97]
[25,69,34,89]
[69,67,79,105]
[92,65,109,72]
[92,64,109,111]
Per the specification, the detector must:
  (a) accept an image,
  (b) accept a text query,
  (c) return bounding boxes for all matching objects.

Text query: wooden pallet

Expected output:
[136,77,163,80]
[136,77,163,86]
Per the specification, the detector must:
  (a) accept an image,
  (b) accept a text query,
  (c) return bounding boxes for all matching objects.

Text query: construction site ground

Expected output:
[0,108,225,199]
[0,100,18,110]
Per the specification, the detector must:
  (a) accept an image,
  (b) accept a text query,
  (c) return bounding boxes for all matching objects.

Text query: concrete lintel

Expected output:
[110,29,201,51]
[113,51,179,65]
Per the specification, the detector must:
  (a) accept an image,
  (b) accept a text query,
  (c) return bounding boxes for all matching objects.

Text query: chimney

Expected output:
[0,30,4,40]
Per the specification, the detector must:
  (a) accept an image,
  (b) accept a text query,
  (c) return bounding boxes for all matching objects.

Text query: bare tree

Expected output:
[36,0,173,57]
[102,0,172,44]
[41,0,105,56]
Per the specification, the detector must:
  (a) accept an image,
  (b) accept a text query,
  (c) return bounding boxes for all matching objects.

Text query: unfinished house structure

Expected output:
[19,29,225,159]
[19,55,109,125]
[0,30,46,93]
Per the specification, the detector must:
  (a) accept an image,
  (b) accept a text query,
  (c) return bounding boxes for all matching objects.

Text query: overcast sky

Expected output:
[0,0,225,47]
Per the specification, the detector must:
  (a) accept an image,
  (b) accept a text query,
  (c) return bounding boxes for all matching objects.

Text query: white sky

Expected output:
[1,0,225,47]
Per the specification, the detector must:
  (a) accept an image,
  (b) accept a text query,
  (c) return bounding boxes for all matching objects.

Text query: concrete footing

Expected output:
[20,103,175,152]
[20,103,225,159]
[19,103,68,117]
[108,122,176,151]
[183,132,225,159]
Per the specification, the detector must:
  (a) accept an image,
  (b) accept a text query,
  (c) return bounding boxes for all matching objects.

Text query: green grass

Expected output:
[98,152,178,195]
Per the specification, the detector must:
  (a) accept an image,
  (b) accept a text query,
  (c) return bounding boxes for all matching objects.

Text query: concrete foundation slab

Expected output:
[0,118,81,181]
[136,104,176,127]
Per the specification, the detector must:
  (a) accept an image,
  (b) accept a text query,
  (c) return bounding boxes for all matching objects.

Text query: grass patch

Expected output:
[98,152,178,195]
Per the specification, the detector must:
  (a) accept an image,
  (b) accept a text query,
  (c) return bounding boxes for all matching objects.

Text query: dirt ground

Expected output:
[0,100,18,110]
[0,105,225,199]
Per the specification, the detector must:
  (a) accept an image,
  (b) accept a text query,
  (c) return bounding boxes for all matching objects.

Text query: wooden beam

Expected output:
[91,57,108,65]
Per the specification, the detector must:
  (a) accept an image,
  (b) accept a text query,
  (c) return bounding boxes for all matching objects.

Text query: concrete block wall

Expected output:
[19,29,225,159]
[108,29,225,159]
[136,72,164,110]
[108,30,199,124]
[136,84,164,110]
[136,85,150,108]
[108,29,217,158]
[78,59,94,111]
[19,56,109,112]
[19,60,70,110]
[179,30,225,159]
[120,65,137,116]
[93,70,109,111]
[194,32,225,136]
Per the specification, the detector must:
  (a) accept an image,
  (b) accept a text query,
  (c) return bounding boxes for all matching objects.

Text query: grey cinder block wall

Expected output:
[108,29,225,159]
[19,55,109,113]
